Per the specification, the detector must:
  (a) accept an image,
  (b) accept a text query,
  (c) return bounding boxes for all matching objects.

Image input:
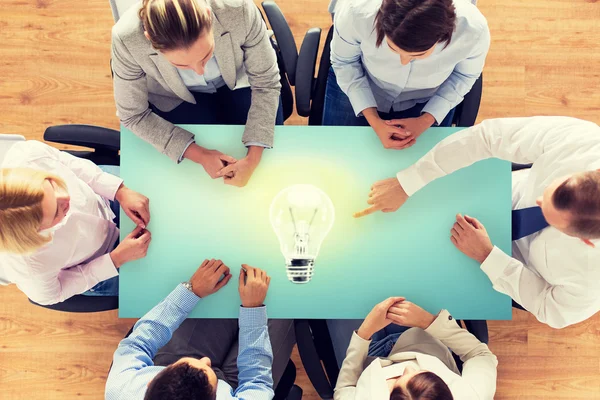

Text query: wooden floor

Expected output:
[1,0,599,399]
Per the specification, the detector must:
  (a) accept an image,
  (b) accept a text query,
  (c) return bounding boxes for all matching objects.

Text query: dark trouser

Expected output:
[322,67,455,127]
[151,86,284,126]
[153,319,295,389]
[512,300,526,310]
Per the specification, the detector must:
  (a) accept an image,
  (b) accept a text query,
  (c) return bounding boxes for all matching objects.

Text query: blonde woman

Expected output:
[0,140,151,305]
[112,0,283,188]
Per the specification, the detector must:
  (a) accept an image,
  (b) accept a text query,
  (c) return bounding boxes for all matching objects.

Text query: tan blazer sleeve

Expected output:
[111,28,194,162]
[240,0,281,147]
[333,331,370,400]
[425,310,498,399]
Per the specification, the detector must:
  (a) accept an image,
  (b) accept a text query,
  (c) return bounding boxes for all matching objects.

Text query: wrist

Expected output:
[184,143,206,164]
[109,250,123,269]
[362,108,380,127]
[115,183,126,202]
[246,146,264,163]
[419,112,436,126]
[420,313,436,329]
[242,301,263,308]
[356,325,374,340]
[477,245,494,264]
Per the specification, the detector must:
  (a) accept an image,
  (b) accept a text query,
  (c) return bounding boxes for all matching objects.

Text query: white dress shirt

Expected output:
[0,141,123,305]
[396,117,600,328]
[331,0,490,124]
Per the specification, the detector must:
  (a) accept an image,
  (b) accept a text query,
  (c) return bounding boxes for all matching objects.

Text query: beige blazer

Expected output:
[334,310,498,399]
[111,0,281,162]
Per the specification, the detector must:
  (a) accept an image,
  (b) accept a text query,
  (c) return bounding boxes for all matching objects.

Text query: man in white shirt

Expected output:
[354,117,600,329]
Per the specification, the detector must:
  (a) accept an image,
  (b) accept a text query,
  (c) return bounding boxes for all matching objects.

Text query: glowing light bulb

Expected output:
[269,184,335,284]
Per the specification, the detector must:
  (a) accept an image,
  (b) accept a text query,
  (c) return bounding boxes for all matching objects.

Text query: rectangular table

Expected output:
[119,125,512,320]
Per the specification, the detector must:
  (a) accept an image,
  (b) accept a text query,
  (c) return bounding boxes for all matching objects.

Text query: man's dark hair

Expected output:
[374,0,456,52]
[552,170,600,239]
[144,362,216,400]
[390,371,454,400]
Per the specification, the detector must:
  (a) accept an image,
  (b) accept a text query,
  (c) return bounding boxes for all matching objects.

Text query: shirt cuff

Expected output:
[347,87,378,117]
[245,142,271,149]
[480,246,514,285]
[94,173,124,201]
[90,253,120,283]
[424,309,454,336]
[421,96,454,126]
[178,139,196,163]
[239,306,268,328]
[168,284,201,314]
[396,166,426,197]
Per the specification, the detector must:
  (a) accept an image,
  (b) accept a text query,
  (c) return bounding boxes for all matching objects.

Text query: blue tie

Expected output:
[512,206,549,241]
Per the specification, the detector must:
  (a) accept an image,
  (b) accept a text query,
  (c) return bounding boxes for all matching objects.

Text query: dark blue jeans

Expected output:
[322,67,455,127]
[151,86,284,125]
[81,165,121,297]
[327,319,409,367]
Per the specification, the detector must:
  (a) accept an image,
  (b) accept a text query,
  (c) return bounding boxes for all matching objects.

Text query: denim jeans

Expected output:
[322,67,455,127]
[151,86,284,126]
[81,164,121,297]
[327,319,410,367]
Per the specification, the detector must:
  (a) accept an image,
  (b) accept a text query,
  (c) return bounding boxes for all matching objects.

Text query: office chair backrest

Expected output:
[0,134,26,285]
[108,0,140,22]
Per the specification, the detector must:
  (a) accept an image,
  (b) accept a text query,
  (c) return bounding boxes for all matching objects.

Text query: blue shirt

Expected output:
[177,55,227,94]
[331,0,490,124]
[105,284,274,400]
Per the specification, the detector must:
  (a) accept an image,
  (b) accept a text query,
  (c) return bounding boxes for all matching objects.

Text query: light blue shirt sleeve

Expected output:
[105,284,200,400]
[421,25,491,124]
[232,306,274,400]
[330,5,378,116]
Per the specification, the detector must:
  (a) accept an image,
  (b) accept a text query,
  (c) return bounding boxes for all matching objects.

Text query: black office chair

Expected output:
[25,124,122,313]
[261,2,484,127]
[107,326,303,399]
[294,318,489,399]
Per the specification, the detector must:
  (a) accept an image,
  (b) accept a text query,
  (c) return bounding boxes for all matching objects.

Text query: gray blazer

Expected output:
[111,0,281,162]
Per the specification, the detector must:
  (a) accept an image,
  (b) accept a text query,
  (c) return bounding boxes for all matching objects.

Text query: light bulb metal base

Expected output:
[286,258,314,284]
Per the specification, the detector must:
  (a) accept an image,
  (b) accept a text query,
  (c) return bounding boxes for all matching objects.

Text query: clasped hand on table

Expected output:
[184,142,263,187]
[110,184,153,268]
[357,296,436,340]
[353,178,494,264]
[364,108,436,150]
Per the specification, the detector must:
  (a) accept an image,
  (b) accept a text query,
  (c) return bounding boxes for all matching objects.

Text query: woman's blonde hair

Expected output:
[140,0,212,51]
[0,168,67,254]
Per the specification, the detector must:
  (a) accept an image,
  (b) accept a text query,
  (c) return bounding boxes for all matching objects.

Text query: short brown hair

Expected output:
[374,0,456,52]
[552,170,600,239]
[139,0,212,51]
[390,371,454,400]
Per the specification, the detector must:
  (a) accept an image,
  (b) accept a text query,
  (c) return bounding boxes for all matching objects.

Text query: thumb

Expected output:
[220,154,237,164]
[215,273,232,290]
[217,164,236,177]
[238,268,245,288]
[385,119,400,125]
[126,226,144,240]
[125,209,145,228]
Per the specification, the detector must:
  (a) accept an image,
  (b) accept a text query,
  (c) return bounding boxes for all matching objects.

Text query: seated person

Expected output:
[331,297,497,399]
[0,140,151,305]
[355,116,600,328]
[105,260,295,399]
[324,0,490,150]
[112,0,284,187]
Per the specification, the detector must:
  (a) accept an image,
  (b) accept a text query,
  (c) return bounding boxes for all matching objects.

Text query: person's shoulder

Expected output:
[112,2,146,45]
[208,0,247,15]
[453,0,488,35]
[3,140,52,167]
[338,0,381,19]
